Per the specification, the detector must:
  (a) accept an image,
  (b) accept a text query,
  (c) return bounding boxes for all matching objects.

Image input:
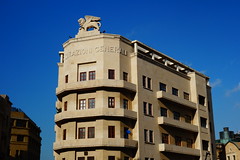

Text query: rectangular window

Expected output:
[185,115,192,124]
[16,120,26,127]
[124,157,129,160]
[175,136,182,146]
[80,72,87,81]
[201,117,207,128]
[145,158,149,160]
[79,99,86,110]
[233,155,236,160]
[148,103,153,116]
[89,71,96,80]
[143,102,147,115]
[173,111,180,120]
[62,158,65,160]
[159,83,166,92]
[108,126,115,138]
[124,127,129,139]
[65,75,68,83]
[144,129,148,142]
[108,97,115,108]
[142,76,146,88]
[17,135,24,142]
[63,129,66,140]
[123,72,128,81]
[187,138,193,148]
[88,98,95,109]
[172,87,178,96]
[87,157,94,160]
[78,127,85,139]
[78,157,85,160]
[162,133,169,144]
[199,95,205,105]
[149,130,154,143]
[147,77,151,89]
[88,127,95,138]
[108,156,115,160]
[108,69,115,79]
[64,101,67,111]
[123,99,128,109]
[160,107,167,117]
[184,92,190,100]
[202,140,209,150]
[150,158,154,160]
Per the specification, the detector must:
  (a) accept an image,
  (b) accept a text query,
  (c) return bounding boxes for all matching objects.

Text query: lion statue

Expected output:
[78,15,101,31]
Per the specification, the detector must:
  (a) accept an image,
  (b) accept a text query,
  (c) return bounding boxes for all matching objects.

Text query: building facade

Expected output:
[225,142,240,160]
[54,16,216,160]
[0,95,12,160]
[9,107,41,160]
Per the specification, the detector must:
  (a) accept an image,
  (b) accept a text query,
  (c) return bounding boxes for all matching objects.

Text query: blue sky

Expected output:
[1,0,240,159]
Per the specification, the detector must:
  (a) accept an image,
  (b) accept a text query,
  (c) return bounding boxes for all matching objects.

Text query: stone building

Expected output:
[54,15,216,160]
[225,142,240,160]
[0,95,12,160]
[9,107,41,160]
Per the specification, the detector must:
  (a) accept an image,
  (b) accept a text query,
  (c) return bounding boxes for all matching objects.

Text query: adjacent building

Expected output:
[225,141,240,160]
[9,107,41,160]
[0,95,12,160]
[54,15,216,160]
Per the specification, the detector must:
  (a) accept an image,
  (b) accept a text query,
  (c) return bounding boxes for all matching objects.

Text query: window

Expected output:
[201,117,207,128]
[64,101,67,111]
[143,102,153,116]
[227,156,230,160]
[148,103,153,116]
[65,75,68,83]
[63,129,66,140]
[144,129,154,143]
[88,127,95,138]
[16,120,26,127]
[173,111,180,120]
[142,76,146,88]
[162,133,169,144]
[175,136,181,146]
[199,95,205,105]
[143,102,147,115]
[124,157,129,160]
[80,72,87,81]
[89,71,96,80]
[108,156,115,160]
[87,157,94,160]
[124,127,129,139]
[144,129,148,142]
[108,69,115,79]
[123,99,128,109]
[233,155,236,160]
[79,99,86,110]
[187,138,193,148]
[185,115,192,124]
[108,97,115,108]
[62,158,65,160]
[78,127,85,139]
[184,92,190,100]
[88,98,95,109]
[147,77,151,89]
[149,130,154,143]
[172,87,178,96]
[160,107,167,117]
[202,140,209,150]
[159,83,166,92]
[142,75,152,89]
[123,72,128,81]
[108,126,115,138]
[17,135,24,142]
[78,157,85,160]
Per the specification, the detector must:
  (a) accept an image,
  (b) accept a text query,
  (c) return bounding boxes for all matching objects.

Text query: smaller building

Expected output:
[9,107,42,160]
[225,142,240,160]
[0,95,12,160]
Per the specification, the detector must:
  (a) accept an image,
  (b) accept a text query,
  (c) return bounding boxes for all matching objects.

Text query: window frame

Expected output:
[64,101,67,111]
[159,82,166,92]
[108,97,115,108]
[162,133,169,144]
[173,111,180,121]
[172,87,179,96]
[108,69,115,79]
[123,72,128,81]
[63,129,66,140]
[123,99,128,109]
[160,107,168,117]
[89,71,96,80]
[78,127,86,139]
[79,99,86,110]
[88,98,95,109]
[108,126,115,138]
[88,127,95,138]
[80,72,87,81]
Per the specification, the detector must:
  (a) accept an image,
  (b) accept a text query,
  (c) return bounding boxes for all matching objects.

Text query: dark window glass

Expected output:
[160,107,167,117]
[202,140,209,150]
[162,133,169,144]
[142,76,146,88]
[149,130,154,143]
[16,120,26,127]
[88,98,95,109]
[63,129,66,140]
[148,103,153,116]
[87,157,94,160]
[173,111,180,120]
[108,156,115,160]
[124,127,129,139]
[123,72,128,81]
[17,135,24,142]
[78,127,85,139]
[199,95,205,105]
[184,92,190,100]
[89,71,96,80]
[108,97,115,108]
[88,127,95,138]
[108,69,115,79]
[172,87,178,96]
[175,136,181,146]
[64,101,67,111]
[78,157,85,160]
[80,72,87,81]
[143,102,147,115]
[65,75,68,83]
[201,117,207,128]
[147,77,151,89]
[159,83,166,92]
[185,115,192,123]
[144,129,148,142]
[187,138,193,148]
[123,99,128,109]
[108,126,115,138]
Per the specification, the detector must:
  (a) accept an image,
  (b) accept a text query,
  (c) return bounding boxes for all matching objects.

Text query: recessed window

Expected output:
[160,107,167,117]
[63,129,66,140]
[123,99,128,109]
[201,117,207,128]
[89,71,96,80]
[88,98,95,109]
[16,120,26,127]
[108,97,115,108]
[80,72,87,81]
[184,92,190,100]
[123,72,128,81]
[147,77,151,89]
[124,127,129,139]
[78,157,85,160]
[202,140,209,150]
[149,130,154,143]
[143,102,153,116]
[65,75,68,83]
[162,133,169,144]
[144,129,154,143]
[144,129,148,142]
[79,99,86,110]
[78,127,86,139]
[143,76,146,88]
[108,126,115,138]
[185,115,192,124]
[172,87,178,96]
[64,101,67,111]
[187,138,193,148]
[88,127,95,138]
[87,157,94,160]
[159,83,166,92]
[199,95,205,106]
[175,136,182,146]
[108,69,115,79]
[173,111,180,120]
[17,135,24,142]
[142,75,152,90]
[108,156,115,160]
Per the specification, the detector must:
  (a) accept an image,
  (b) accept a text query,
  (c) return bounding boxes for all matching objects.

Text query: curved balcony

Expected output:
[158,117,198,133]
[53,138,138,151]
[56,79,136,98]
[156,91,197,110]
[55,108,137,124]
[159,144,200,156]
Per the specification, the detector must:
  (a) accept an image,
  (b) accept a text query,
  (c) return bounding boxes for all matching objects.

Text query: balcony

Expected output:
[158,117,198,133]
[156,91,197,110]
[159,144,200,156]
[53,138,138,151]
[56,79,136,98]
[55,108,137,123]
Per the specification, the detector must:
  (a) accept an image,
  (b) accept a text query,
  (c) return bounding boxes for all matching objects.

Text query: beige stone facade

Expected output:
[225,142,240,160]
[54,16,216,160]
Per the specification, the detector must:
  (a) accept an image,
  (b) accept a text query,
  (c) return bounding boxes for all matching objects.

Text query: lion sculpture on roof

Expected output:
[78,15,101,31]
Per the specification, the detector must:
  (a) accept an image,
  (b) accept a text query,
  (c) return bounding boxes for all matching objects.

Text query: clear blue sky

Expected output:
[1,0,240,159]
